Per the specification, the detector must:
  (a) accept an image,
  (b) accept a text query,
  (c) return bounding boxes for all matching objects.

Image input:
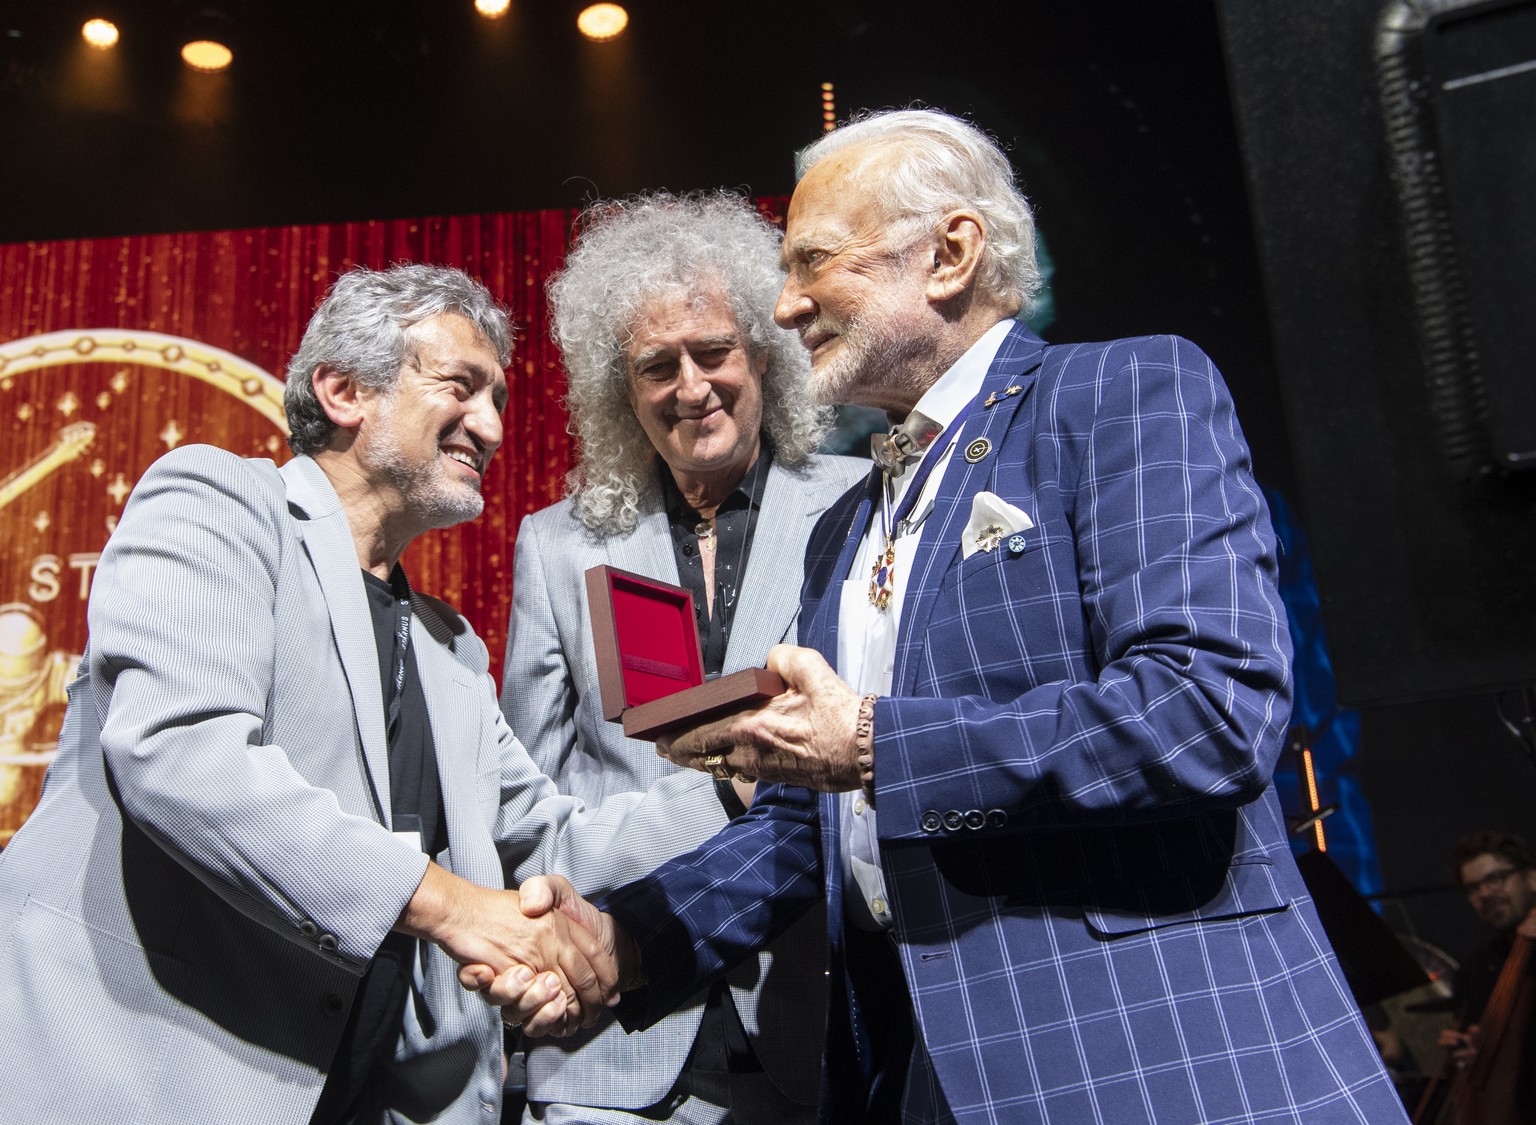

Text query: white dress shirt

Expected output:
[836,318,1015,930]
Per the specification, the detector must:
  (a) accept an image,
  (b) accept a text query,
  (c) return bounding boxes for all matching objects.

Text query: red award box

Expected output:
[585,564,783,741]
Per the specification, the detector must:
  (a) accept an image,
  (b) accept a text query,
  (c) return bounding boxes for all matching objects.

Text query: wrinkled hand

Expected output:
[656,644,863,792]
[399,864,617,1031]
[461,875,643,1038]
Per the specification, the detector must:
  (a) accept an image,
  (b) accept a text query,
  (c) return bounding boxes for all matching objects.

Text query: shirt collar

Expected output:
[658,441,773,526]
[903,317,1017,434]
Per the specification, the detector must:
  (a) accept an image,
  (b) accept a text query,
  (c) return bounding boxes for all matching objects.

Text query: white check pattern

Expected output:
[605,323,1409,1124]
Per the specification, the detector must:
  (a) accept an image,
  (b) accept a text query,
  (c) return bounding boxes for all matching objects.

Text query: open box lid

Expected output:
[584,563,782,741]
[585,563,704,720]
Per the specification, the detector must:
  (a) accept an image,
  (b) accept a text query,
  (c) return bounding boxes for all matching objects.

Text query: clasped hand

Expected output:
[456,875,640,1037]
[402,864,618,1036]
[656,644,864,792]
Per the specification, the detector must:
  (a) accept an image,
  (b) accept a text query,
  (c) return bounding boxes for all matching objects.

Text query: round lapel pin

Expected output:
[1007,534,1027,554]
[963,437,991,464]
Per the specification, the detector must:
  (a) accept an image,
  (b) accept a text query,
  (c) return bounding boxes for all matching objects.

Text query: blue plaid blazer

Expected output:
[607,323,1409,1124]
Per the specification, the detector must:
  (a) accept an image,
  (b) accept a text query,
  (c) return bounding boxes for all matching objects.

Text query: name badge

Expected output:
[394,813,423,853]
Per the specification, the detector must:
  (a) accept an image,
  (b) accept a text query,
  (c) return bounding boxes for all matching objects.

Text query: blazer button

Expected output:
[964,809,986,830]
[298,920,319,939]
[942,810,964,832]
[985,808,1008,828]
[920,811,943,833]
[319,993,345,1018]
[317,933,340,954]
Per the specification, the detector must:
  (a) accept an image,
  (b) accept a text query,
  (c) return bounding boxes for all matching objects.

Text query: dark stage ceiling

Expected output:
[0,0,1289,479]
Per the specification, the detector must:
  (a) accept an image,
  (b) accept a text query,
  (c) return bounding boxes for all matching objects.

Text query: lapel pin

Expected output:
[1004,385,1023,397]
[964,437,991,464]
[983,392,1000,408]
[975,524,1005,553]
[1007,533,1027,554]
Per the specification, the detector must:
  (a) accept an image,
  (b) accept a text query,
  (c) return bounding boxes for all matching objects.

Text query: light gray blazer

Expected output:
[502,452,867,1112]
[0,446,709,1125]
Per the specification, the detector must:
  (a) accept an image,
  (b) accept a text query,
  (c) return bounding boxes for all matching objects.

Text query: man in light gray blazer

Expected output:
[0,264,699,1125]
[501,193,866,1124]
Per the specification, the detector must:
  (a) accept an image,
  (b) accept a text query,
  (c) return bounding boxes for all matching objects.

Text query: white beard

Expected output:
[811,301,927,411]
[805,272,934,410]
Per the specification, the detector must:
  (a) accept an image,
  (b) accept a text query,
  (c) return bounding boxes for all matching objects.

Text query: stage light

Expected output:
[577,3,628,42]
[181,39,232,71]
[1301,745,1328,852]
[181,7,234,72]
[82,19,119,50]
[821,81,837,133]
[475,0,511,16]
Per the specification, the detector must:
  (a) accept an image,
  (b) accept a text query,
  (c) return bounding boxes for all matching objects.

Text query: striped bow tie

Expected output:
[870,411,943,478]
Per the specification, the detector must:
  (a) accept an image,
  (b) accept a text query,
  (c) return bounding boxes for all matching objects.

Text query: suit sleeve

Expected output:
[874,336,1293,840]
[500,512,581,781]
[599,783,824,1031]
[89,447,427,972]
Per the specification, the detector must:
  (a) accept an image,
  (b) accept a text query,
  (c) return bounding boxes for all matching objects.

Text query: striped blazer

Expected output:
[605,322,1410,1124]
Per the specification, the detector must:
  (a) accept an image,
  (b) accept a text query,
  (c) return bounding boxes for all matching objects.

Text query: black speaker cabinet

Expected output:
[1218,0,1536,705]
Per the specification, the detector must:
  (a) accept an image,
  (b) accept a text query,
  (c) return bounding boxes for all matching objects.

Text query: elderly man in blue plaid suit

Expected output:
[484,109,1409,1124]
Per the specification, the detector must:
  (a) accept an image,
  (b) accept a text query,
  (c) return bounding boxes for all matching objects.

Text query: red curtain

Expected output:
[1,210,595,840]
[0,200,793,840]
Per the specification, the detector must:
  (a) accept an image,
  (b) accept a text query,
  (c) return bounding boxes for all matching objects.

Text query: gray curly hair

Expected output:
[798,108,1041,315]
[284,263,513,456]
[549,191,830,536]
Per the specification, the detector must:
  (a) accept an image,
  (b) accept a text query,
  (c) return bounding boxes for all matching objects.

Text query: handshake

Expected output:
[398,862,638,1037]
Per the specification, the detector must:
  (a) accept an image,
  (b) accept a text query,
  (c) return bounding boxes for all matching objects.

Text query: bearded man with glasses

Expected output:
[1436,830,1536,1101]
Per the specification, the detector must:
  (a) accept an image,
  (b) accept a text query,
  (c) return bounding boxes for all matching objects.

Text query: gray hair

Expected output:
[549,191,830,536]
[798,108,1041,314]
[284,263,514,455]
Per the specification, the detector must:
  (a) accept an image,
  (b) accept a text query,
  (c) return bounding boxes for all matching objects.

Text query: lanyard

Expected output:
[385,567,413,742]
[868,390,993,609]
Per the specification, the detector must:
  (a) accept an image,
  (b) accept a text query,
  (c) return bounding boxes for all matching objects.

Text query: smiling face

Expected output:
[623,290,765,497]
[1460,851,1536,933]
[775,144,940,415]
[359,312,507,531]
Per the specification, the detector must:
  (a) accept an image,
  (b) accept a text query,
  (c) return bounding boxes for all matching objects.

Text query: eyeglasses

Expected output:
[1462,867,1525,897]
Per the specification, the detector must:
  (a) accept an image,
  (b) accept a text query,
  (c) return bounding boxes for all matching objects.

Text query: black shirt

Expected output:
[361,567,448,859]
[309,567,447,1125]
[661,446,771,683]
[658,450,773,1076]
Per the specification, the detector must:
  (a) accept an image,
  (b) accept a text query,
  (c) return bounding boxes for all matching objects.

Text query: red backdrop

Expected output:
[0,202,791,840]
[0,209,585,840]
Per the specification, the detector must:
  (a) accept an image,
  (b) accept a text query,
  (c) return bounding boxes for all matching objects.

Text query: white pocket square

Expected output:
[961,491,1035,559]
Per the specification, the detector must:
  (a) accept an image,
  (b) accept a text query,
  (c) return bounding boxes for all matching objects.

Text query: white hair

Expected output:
[798,108,1041,314]
[548,191,830,536]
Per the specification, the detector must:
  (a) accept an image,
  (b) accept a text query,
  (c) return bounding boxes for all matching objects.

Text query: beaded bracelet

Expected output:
[855,693,877,805]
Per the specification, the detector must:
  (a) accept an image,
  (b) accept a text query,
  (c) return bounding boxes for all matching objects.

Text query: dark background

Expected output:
[4,0,1533,976]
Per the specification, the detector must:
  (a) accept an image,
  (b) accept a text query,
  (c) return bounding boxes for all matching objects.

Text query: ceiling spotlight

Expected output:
[181,39,232,71]
[475,0,511,16]
[577,3,628,41]
[81,18,120,50]
[181,7,234,72]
